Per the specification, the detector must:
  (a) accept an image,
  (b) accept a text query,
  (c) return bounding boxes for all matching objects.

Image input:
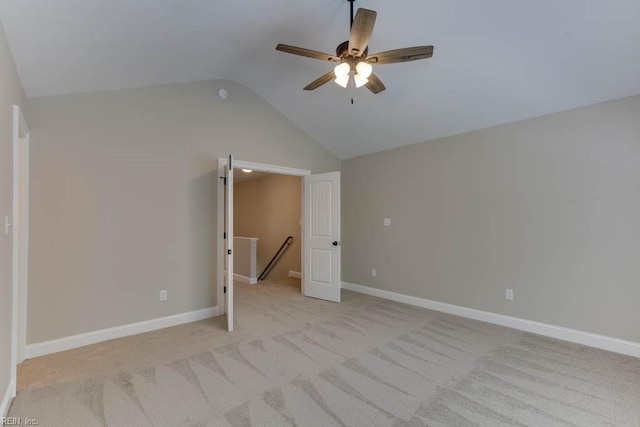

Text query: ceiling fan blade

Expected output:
[304,70,336,91]
[367,46,434,64]
[365,73,386,94]
[276,44,340,62]
[348,8,377,57]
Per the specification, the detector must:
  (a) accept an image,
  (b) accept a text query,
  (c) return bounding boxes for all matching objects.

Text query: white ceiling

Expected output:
[2,0,640,158]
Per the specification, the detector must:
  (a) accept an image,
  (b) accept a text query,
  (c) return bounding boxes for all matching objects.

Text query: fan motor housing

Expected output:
[336,41,367,59]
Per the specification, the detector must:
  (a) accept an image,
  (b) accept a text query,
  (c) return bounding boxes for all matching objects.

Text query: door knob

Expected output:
[332,241,339,246]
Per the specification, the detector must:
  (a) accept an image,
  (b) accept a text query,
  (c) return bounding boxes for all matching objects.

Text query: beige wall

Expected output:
[342,95,640,343]
[233,238,258,280]
[0,21,27,405]
[234,174,301,281]
[26,80,339,344]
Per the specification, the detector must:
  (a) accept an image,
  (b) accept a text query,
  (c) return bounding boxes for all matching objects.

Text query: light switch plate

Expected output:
[384,218,391,227]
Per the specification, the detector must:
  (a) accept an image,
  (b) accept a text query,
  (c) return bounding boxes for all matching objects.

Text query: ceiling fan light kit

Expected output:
[334,62,351,87]
[356,62,373,79]
[353,72,368,88]
[275,0,434,98]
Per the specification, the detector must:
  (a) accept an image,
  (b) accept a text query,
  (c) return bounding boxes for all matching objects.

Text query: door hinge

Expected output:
[223,232,226,239]
[220,176,227,185]
[228,249,232,255]
[224,286,226,294]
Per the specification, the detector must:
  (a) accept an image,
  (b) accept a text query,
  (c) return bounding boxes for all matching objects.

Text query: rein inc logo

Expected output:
[1,418,38,426]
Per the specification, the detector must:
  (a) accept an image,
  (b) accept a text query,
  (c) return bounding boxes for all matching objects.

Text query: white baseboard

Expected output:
[1,379,15,418]
[234,273,258,285]
[225,271,258,285]
[25,306,219,359]
[288,271,302,279]
[342,282,640,358]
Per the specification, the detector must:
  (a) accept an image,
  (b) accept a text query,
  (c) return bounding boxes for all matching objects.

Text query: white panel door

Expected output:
[225,155,234,331]
[303,171,341,302]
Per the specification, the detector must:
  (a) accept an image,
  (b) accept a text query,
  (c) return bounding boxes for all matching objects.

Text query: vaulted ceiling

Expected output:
[2,0,640,158]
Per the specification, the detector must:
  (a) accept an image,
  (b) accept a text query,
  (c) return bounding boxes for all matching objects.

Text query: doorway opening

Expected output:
[217,159,310,331]
[233,169,303,288]
[217,158,341,332]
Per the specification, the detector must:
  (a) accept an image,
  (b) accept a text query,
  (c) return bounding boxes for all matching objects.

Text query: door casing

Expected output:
[11,105,30,399]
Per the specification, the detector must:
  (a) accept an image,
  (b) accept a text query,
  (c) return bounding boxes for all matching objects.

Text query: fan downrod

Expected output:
[349,0,355,28]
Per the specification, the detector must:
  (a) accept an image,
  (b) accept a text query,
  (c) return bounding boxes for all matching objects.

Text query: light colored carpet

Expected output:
[9,278,640,426]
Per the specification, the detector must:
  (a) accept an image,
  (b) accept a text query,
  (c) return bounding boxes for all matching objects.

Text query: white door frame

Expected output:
[216,158,310,316]
[11,105,29,398]
[224,155,234,331]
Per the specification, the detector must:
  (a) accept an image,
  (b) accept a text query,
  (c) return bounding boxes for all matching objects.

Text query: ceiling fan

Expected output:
[275,0,434,96]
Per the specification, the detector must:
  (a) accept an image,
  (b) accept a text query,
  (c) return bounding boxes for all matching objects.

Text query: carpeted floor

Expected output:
[8,278,640,426]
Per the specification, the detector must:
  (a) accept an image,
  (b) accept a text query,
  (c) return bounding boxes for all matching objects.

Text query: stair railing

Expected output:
[258,236,293,281]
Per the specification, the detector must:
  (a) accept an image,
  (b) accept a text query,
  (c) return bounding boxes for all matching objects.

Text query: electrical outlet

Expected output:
[505,289,514,301]
[371,269,377,277]
[160,290,167,301]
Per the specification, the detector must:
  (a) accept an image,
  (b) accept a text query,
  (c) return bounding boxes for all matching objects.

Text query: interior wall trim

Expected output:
[1,379,15,418]
[25,306,219,359]
[234,273,258,285]
[342,281,640,358]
